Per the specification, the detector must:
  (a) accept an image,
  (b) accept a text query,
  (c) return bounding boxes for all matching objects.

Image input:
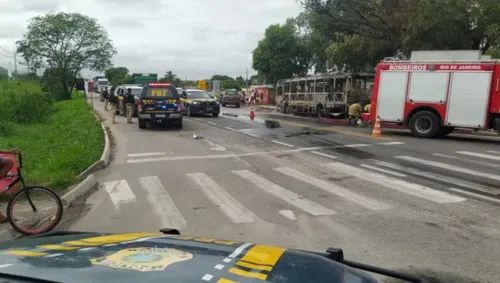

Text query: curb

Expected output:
[61,174,97,209]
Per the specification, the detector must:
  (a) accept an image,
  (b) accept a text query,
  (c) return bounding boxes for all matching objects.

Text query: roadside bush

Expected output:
[0,80,55,124]
[0,81,103,190]
[0,95,104,190]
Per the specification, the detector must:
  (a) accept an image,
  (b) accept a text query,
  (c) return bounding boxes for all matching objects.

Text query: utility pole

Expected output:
[245,68,249,89]
[13,51,17,74]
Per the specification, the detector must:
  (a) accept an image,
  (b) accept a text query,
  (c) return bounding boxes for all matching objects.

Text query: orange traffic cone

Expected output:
[249,106,255,120]
[371,116,382,137]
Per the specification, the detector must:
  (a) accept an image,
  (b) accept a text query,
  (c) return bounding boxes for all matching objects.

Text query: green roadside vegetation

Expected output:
[0,80,104,191]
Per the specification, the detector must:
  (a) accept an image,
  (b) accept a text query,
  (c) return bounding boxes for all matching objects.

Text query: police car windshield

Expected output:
[130,89,142,96]
[187,91,211,98]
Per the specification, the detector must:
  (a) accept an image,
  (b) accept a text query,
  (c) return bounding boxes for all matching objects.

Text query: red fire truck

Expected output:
[368,55,500,138]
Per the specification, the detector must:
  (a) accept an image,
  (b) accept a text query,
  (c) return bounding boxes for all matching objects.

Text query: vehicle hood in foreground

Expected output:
[0,232,378,283]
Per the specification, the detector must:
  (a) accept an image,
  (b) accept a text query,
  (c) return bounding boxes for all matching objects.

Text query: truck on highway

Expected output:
[93,76,109,93]
[367,50,500,138]
[132,73,158,85]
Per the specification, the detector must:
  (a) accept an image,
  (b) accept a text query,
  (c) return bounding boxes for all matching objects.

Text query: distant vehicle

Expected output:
[137,83,183,129]
[179,88,220,117]
[95,78,109,93]
[132,73,158,85]
[115,85,144,117]
[220,89,240,108]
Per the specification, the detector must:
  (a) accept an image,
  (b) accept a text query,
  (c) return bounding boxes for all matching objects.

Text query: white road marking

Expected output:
[103,244,117,247]
[207,121,217,126]
[279,209,297,220]
[127,147,323,164]
[271,140,295,147]
[343,143,370,148]
[233,170,336,216]
[360,164,407,177]
[224,126,237,132]
[139,176,187,229]
[243,132,259,138]
[378,141,404,145]
[104,180,136,210]
[127,152,165,158]
[275,167,391,210]
[487,150,500,155]
[396,155,500,181]
[194,118,203,121]
[310,151,337,159]
[432,153,500,168]
[201,274,213,281]
[186,173,257,224]
[456,151,500,161]
[327,162,466,203]
[228,243,253,258]
[214,264,224,270]
[374,160,499,195]
[222,258,232,263]
[449,188,500,204]
[0,264,12,268]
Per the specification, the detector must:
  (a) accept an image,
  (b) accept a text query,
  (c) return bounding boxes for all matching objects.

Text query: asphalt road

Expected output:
[62,97,499,283]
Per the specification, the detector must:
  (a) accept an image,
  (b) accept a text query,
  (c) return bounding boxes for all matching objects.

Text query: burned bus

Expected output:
[275,73,374,118]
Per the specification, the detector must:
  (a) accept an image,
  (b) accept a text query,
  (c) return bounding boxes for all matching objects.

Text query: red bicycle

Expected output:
[0,153,63,235]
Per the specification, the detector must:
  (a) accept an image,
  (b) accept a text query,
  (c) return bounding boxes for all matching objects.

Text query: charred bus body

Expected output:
[275,73,374,118]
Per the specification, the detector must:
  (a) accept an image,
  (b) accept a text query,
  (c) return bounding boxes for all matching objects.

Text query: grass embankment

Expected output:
[0,80,103,191]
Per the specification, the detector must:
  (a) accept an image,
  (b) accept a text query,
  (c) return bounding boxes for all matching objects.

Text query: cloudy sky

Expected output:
[0,0,302,80]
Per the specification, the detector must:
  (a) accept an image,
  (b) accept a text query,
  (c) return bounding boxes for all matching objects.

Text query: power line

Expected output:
[0,46,13,55]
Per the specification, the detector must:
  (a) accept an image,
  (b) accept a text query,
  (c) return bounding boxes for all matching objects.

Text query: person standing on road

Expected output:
[124,88,135,124]
[108,90,119,124]
[103,87,110,111]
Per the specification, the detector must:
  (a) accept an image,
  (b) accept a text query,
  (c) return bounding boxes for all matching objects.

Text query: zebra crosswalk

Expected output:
[101,147,500,230]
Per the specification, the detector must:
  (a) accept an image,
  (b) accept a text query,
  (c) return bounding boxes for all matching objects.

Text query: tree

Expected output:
[16,12,116,100]
[252,22,312,84]
[300,0,500,70]
[0,67,8,79]
[105,67,129,85]
[211,74,234,81]
[159,70,181,86]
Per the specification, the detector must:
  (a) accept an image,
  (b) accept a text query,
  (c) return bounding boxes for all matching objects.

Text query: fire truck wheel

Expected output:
[409,111,440,138]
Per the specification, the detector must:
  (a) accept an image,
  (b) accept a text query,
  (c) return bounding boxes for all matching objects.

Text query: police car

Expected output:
[136,83,183,129]
[0,230,430,283]
[179,88,220,117]
[116,84,143,117]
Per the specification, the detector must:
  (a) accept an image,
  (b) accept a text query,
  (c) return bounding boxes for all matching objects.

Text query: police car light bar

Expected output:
[149,83,171,86]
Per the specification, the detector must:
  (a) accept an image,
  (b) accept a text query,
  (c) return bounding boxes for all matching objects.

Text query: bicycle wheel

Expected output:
[7,186,64,235]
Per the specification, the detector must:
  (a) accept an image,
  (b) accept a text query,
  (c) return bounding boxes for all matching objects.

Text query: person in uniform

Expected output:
[348,102,362,125]
[123,88,136,124]
[102,87,109,111]
[108,90,119,124]
[364,103,371,113]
